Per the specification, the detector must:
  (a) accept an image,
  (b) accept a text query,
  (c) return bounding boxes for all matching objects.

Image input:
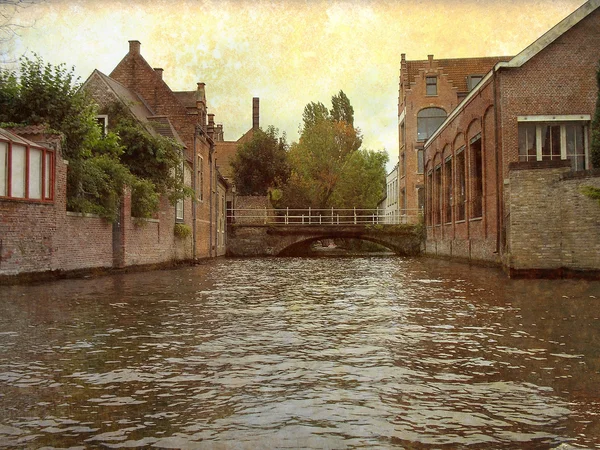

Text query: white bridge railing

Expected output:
[228,208,422,226]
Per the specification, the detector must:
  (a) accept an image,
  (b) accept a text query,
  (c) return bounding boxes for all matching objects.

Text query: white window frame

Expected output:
[517,115,590,170]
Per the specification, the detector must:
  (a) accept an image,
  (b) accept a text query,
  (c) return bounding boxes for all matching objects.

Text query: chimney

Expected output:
[196,82,206,107]
[207,114,215,139]
[428,54,434,67]
[154,68,163,80]
[129,40,141,55]
[252,97,259,130]
[216,124,224,141]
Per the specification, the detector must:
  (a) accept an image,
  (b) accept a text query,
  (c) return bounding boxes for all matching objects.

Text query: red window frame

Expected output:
[0,138,54,202]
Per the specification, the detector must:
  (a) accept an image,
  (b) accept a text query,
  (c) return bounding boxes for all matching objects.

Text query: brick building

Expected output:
[214,97,261,220]
[423,0,600,275]
[398,54,512,223]
[84,40,229,259]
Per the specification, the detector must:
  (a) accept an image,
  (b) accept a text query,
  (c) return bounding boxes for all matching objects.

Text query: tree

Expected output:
[231,126,290,196]
[591,60,600,169]
[1,1,38,63]
[331,149,388,209]
[280,90,383,209]
[0,55,189,220]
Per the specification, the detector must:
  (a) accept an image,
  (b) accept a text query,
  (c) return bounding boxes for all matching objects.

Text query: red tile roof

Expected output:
[406,56,513,93]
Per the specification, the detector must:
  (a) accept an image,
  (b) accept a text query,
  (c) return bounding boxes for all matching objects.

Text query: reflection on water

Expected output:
[1,257,599,449]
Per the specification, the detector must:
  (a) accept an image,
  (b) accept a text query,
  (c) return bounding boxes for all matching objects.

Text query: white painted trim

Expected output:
[497,0,600,69]
[398,109,406,125]
[517,114,591,122]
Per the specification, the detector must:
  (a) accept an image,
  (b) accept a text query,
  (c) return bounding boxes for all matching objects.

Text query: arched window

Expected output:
[417,107,447,141]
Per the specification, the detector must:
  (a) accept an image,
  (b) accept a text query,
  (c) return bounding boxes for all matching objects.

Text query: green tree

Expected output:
[231,126,290,196]
[0,55,189,220]
[331,149,388,209]
[591,60,600,169]
[281,90,382,209]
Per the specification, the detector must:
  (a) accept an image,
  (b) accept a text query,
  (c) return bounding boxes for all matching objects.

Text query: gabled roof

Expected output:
[0,127,47,148]
[173,91,197,109]
[498,0,600,69]
[83,70,186,148]
[406,56,512,94]
[425,0,600,148]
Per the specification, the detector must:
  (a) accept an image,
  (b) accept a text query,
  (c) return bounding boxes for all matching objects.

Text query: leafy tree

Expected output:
[231,125,290,196]
[591,60,600,169]
[281,90,383,209]
[0,55,190,220]
[331,149,388,209]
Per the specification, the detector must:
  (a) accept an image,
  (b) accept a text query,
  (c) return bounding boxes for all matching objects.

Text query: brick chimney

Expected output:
[129,40,141,55]
[154,68,163,80]
[428,54,434,67]
[252,97,259,130]
[207,113,215,139]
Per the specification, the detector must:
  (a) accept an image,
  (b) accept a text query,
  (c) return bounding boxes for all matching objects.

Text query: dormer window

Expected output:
[426,76,437,96]
[467,75,483,91]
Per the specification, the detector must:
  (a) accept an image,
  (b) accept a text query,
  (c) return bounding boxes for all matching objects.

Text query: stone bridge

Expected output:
[226,224,424,257]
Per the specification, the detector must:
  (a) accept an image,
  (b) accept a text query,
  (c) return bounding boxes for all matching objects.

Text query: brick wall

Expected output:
[507,164,600,275]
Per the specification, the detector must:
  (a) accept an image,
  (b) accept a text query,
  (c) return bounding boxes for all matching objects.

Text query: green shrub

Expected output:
[174,223,191,239]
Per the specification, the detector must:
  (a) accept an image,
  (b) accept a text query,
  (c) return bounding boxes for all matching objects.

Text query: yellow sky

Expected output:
[4,0,586,169]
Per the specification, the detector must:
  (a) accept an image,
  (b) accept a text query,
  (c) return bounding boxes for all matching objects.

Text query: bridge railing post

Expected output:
[354,207,357,225]
[308,207,311,225]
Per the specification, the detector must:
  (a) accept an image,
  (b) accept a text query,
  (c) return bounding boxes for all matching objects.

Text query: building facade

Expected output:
[398,53,512,223]
[85,40,229,260]
[423,0,600,275]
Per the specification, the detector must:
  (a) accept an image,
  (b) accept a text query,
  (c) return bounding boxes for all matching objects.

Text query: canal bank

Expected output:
[1,256,599,448]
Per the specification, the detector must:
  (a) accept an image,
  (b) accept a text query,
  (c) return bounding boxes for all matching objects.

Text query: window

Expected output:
[426,76,437,96]
[518,120,589,171]
[518,124,537,162]
[175,159,184,222]
[175,199,184,221]
[417,149,424,174]
[417,108,447,141]
[434,165,442,225]
[400,122,405,149]
[470,136,483,219]
[426,170,433,226]
[467,75,483,91]
[400,152,405,177]
[197,155,204,201]
[417,186,425,212]
[400,187,406,215]
[96,115,108,137]
[455,147,466,221]
[444,157,452,223]
[0,140,54,201]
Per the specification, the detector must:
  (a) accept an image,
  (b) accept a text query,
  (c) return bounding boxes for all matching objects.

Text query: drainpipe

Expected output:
[192,128,197,261]
[209,145,214,257]
[493,67,502,256]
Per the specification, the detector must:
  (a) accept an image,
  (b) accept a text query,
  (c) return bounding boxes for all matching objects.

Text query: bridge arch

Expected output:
[227,224,423,257]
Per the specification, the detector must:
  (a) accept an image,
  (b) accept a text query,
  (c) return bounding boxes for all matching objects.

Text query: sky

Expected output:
[2,0,587,171]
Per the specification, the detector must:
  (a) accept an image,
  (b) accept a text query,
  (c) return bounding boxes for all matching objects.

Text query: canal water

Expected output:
[1,257,599,449]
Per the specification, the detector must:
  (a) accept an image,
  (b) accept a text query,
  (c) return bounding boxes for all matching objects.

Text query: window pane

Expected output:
[471,138,483,218]
[44,152,52,199]
[566,123,586,171]
[518,124,536,161]
[417,149,424,173]
[11,144,26,198]
[417,108,447,141]
[541,125,561,160]
[0,142,6,196]
[444,158,452,223]
[456,149,466,221]
[426,77,437,96]
[29,148,42,199]
[176,198,184,220]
